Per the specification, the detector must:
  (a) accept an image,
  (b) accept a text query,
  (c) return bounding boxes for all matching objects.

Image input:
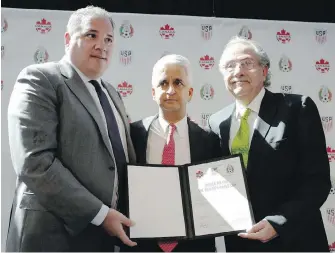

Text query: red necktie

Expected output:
[158,124,178,252]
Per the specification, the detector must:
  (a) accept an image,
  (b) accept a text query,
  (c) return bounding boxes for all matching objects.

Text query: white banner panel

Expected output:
[1,7,334,251]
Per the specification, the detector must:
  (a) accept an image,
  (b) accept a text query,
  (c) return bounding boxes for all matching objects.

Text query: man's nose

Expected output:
[233,64,245,76]
[166,84,176,94]
[94,39,107,51]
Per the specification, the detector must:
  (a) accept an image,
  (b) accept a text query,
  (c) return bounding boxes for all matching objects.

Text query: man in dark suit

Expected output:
[121,54,222,252]
[6,6,137,252]
[208,36,331,252]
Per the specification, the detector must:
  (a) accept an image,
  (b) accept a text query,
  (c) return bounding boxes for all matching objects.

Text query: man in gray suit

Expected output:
[6,6,137,252]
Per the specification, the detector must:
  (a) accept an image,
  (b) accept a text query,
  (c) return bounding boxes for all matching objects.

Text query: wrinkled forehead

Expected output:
[221,43,258,64]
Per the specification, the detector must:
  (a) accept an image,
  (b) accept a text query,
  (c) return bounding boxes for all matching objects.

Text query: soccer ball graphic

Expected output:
[279,56,291,72]
[120,23,133,38]
[319,86,332,103]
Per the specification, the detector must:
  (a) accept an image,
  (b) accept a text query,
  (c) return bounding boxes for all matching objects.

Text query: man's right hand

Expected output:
[102,209,137,247]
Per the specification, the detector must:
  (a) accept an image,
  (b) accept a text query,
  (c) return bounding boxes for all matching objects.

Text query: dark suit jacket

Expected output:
[208,89,331,252]
[121,115,222,252]
[6,58,136,252]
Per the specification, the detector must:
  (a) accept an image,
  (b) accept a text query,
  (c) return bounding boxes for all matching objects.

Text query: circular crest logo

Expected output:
[2,17,8,33]
[199,55,215,70]
[330,179,335,195]
[34,47,49,63]
[159,24,175,39]
[315,58,330,73]
[35,18,52,34]
[226,164,234,174]
[329,241,335,252]
[117,81,133,97]
[319,86,332,103]
[200,84,214,100]
[238,26,252,40]
[119,21,134,38]
[196,170,204,178]
[279,55,292,72]
[276,29,291,44]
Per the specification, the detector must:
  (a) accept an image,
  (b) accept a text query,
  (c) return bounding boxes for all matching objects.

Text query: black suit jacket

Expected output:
[122,115,222,252]
[209,89,331,252]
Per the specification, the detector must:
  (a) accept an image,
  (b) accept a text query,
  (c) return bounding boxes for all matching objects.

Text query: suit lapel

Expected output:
[59,59,115,159]
[103,81,136,163]
[137,115,157,164]
[221,103,235,156]
[188,118,204,163]
[253,90,277,140]
[103,82,128,129]
[248,89,278,167]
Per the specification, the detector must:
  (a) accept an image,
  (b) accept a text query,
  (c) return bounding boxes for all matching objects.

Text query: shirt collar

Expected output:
[235,87,265,119]
[65,56,102,85]
[158,115,188,138]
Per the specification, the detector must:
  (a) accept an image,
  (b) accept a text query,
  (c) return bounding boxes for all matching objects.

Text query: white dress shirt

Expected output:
[229,88,266,151]
[67,58,128,226]
[147,116,191,165]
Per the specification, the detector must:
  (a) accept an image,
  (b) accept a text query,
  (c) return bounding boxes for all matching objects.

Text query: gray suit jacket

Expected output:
[6,57,136,251]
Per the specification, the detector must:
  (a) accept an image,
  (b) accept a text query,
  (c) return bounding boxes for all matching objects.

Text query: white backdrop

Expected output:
[1,7,335,251]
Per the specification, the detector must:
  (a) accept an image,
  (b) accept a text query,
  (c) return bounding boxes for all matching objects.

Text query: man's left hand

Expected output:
[238,219,277,243]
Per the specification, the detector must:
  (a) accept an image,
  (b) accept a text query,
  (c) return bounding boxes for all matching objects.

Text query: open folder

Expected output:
[126,154,255,241]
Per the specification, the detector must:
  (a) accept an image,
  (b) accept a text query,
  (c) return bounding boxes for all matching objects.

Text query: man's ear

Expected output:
[188,87,194,102]
[152,87,156,101]
[263,66,268,81]
[65,32,71,48]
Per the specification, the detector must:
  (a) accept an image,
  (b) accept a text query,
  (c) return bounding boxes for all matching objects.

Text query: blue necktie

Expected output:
[89,80,126,170]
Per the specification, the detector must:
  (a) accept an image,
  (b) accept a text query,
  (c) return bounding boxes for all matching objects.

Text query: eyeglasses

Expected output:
[222,59,257,72]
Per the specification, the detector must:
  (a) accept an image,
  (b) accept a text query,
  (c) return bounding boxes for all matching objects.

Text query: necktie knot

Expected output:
[169,124,176,135]
[89,80,101,92]
[241,108,251,120]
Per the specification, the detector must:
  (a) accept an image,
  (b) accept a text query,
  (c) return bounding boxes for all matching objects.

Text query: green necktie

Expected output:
[231,108,251,168]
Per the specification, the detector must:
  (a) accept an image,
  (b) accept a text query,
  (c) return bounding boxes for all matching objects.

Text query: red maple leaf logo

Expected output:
[36,18,52,34]
[315,59,330,73]
[277,29,290,36]
[160,24,174,31]
[199,55,215,70]
[317,59,329,65]
[159,24,175,39]
[276,29,291,44]
[200,55,212,61]
[329,241,335,251]
[117,81,133,97]
[37,18,51,26]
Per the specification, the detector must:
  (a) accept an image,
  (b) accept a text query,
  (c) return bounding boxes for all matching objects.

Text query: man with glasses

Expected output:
[208,36,330,252]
